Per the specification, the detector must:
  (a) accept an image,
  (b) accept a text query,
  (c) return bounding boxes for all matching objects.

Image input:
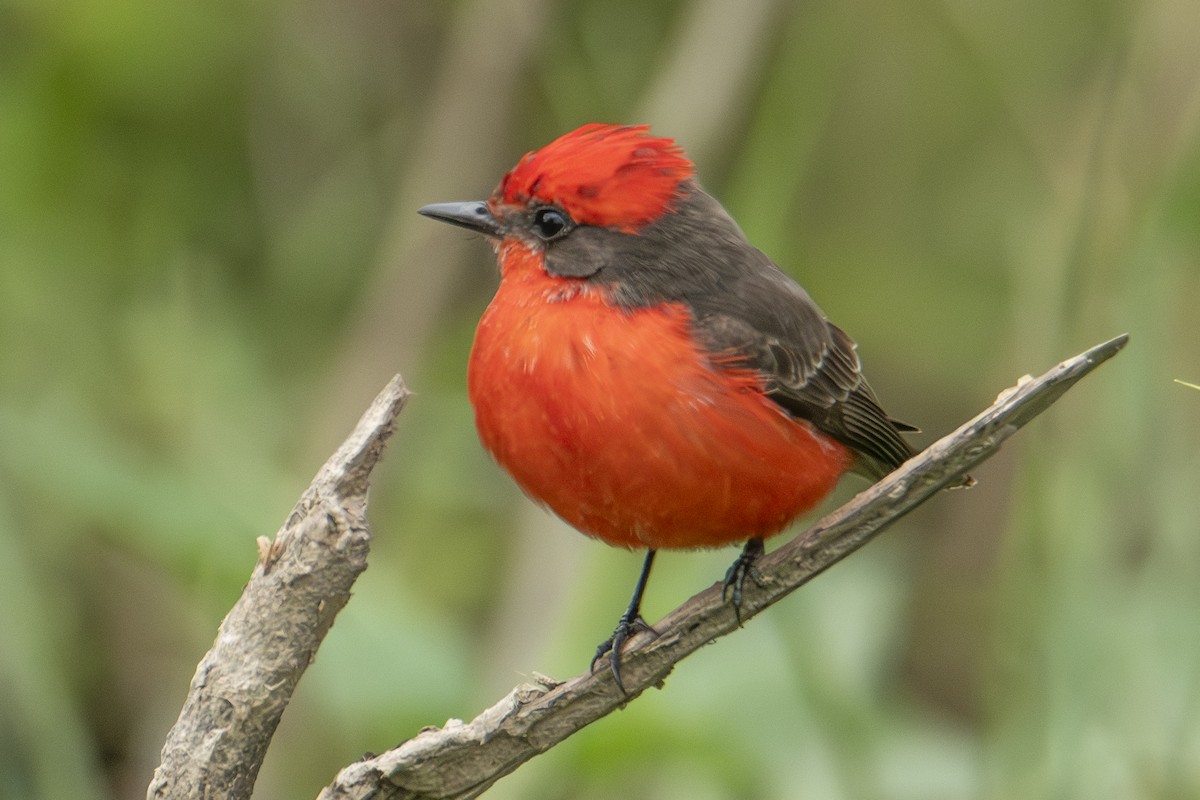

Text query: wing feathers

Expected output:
[592,183,917,479]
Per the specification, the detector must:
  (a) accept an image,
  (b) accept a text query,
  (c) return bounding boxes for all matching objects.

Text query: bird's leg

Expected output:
[722,537,765,624]
[591,549,658,693]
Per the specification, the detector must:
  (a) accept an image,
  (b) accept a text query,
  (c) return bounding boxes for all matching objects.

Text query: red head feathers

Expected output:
[492,124,694,231]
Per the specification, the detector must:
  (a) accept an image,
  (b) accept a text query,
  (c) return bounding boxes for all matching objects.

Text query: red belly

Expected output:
[467,266,851,551]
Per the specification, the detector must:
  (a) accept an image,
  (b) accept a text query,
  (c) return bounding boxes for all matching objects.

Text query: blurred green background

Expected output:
[2,0,1199,798]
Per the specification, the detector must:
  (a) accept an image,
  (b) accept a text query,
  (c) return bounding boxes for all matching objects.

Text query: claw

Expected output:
[722,538,765,624]
[591,614,657,692]
[591,550,657,693]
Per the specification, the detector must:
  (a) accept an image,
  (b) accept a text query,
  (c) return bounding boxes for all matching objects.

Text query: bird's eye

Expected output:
[531,207,572,241]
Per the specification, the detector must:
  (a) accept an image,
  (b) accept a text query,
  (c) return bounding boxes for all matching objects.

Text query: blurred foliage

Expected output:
[1,0,1199,798]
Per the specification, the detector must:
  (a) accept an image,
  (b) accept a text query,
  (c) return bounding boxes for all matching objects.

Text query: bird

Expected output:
[419,123,922,691]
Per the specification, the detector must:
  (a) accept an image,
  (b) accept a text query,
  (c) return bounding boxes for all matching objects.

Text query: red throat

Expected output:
[467,244,853,551]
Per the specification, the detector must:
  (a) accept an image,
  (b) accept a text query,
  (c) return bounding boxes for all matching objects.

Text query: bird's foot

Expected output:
[722,538,766,625]
[591,612,657,693]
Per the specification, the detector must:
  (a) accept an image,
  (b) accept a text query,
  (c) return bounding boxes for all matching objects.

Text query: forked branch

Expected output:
[144,336,1129,800]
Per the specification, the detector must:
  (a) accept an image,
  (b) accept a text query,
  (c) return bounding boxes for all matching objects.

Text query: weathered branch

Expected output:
[146,376,410,800]
[317,334,1129,800]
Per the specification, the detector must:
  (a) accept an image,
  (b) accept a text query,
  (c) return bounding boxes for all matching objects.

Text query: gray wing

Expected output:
[693,257,916,479]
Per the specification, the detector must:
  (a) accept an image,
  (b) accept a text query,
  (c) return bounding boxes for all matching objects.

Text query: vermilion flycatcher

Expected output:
[420,124,919,690]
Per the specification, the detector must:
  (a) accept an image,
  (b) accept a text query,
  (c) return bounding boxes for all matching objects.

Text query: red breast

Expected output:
[467,241,852,550]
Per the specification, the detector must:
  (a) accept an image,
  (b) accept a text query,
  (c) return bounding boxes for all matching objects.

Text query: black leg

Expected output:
[722,538,765,624]
[591,549,657,693]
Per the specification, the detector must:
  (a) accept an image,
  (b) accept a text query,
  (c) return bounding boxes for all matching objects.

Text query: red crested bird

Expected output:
[420,123,923,691]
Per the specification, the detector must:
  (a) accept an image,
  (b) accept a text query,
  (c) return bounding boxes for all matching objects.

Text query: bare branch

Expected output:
[147,376,410,800]
[317,334,1129,800]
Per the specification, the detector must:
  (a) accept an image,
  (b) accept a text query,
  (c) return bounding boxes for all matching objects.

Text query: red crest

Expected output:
[492,124,694,231]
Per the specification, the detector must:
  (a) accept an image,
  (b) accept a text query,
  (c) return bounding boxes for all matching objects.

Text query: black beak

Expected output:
[418,201,503,237]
